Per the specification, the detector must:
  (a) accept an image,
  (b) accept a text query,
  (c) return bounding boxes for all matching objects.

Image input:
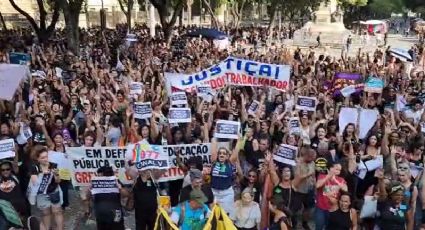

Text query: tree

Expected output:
[150,0,186,43]
[57,0,85,55]
[202,0,220,28]
[118,0,135,32]
[8,0,60,43]
[229,0,249,29]
[0,12,7,31]
[368,0,404,17]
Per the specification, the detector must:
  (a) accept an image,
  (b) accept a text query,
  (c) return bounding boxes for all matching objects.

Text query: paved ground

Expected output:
[50,34,418,230]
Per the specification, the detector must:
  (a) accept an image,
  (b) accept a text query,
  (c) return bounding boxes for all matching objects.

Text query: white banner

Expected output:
[90,176,120,195]
[133,102,152,119]
[295,96,317,112]
[214,120,240,139]
[159,143,211,182]
[165,57,291,93]
[0,139,15,160]
[66,146,130,186]
[168,108,192,123]
[0,64,29,100]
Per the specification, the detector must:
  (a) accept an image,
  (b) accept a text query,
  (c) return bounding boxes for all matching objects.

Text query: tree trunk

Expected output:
[127,11,132,32]
[64,13,80,55]
[202,0,219,28]
[267,7,277,35]
[0,12,7,31]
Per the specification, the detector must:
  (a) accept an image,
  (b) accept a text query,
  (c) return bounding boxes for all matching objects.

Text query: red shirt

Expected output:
[316,174,346,210]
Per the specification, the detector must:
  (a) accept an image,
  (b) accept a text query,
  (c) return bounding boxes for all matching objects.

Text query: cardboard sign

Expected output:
[170,92,188,105]
[0,139,15,160]
[127,141,169,170]
[66,146,130,186]
[16,122,32,145]
[90,176,119,195]
[273,144,297,166]
[247,100,260,114]
[133,102,152,119]
[158,143,211,182]
[289,118,300,135]
[129,82,143,95]
[295,96,317,112]
[214,120,240,139]
[364,77,384,93]
[168,108,191,123]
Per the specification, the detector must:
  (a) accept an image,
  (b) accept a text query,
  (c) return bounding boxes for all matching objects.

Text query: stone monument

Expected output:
[293,0,350,46]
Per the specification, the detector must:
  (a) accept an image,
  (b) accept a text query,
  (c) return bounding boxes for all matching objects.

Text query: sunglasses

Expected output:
[1,168,11,172]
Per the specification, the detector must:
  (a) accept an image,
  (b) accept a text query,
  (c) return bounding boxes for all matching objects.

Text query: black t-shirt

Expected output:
[179,184,214,205]
[0,176,29,217]
[133,177,157,211]
[377,201,407,230]
[93,184,122,223]
[245,150,265,169]
[30,162,58,194]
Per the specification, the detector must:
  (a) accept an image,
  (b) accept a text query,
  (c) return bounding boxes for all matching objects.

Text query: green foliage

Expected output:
[368,0,404,14]
[402,0,423,12]
[339,0,368,7]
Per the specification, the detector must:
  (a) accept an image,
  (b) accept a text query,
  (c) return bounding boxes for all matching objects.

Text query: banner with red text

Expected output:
[158,143,211,182]
[67,146,131,186]
[165,57,291,94]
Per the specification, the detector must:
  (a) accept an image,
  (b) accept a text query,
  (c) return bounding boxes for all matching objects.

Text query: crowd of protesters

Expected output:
[0,23,423,230]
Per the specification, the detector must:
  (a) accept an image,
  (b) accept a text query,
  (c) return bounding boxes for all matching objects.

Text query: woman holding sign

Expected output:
[210,137,241,217]
[29,145,63,230]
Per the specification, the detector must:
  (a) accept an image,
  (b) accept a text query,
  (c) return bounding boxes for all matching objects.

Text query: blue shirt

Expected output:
[210,161,235,190]
[172,201,210,230]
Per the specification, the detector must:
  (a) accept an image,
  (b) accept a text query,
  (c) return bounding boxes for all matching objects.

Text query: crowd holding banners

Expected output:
[0,23,424,230]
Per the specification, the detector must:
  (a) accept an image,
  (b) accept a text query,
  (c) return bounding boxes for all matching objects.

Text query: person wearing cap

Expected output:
[171,189,211,230]
[179,169,214,206]
[376,169,413,230]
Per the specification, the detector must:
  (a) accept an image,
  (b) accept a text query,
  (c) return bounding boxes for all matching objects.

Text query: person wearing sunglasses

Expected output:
[210,137,241,217]
[0,161,30,226]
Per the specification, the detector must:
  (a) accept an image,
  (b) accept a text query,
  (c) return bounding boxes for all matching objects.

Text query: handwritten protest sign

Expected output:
[165,57,291,94]
[158,143,211,182]
[0,139,15,160]
[67,146,130,186]
[296,96,317,112]
[133,102,152,119]
[90,176,119,195]
[214,120,240,139]
[274,144,298,166]
[168,108,192,123]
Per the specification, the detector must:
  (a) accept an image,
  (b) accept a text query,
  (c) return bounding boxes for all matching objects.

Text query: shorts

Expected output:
[36,189,62,210]
[298,190,315,209]
[79,186,90,200]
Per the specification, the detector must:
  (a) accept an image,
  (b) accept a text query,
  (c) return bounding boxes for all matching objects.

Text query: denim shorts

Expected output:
[36,189,62,210]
